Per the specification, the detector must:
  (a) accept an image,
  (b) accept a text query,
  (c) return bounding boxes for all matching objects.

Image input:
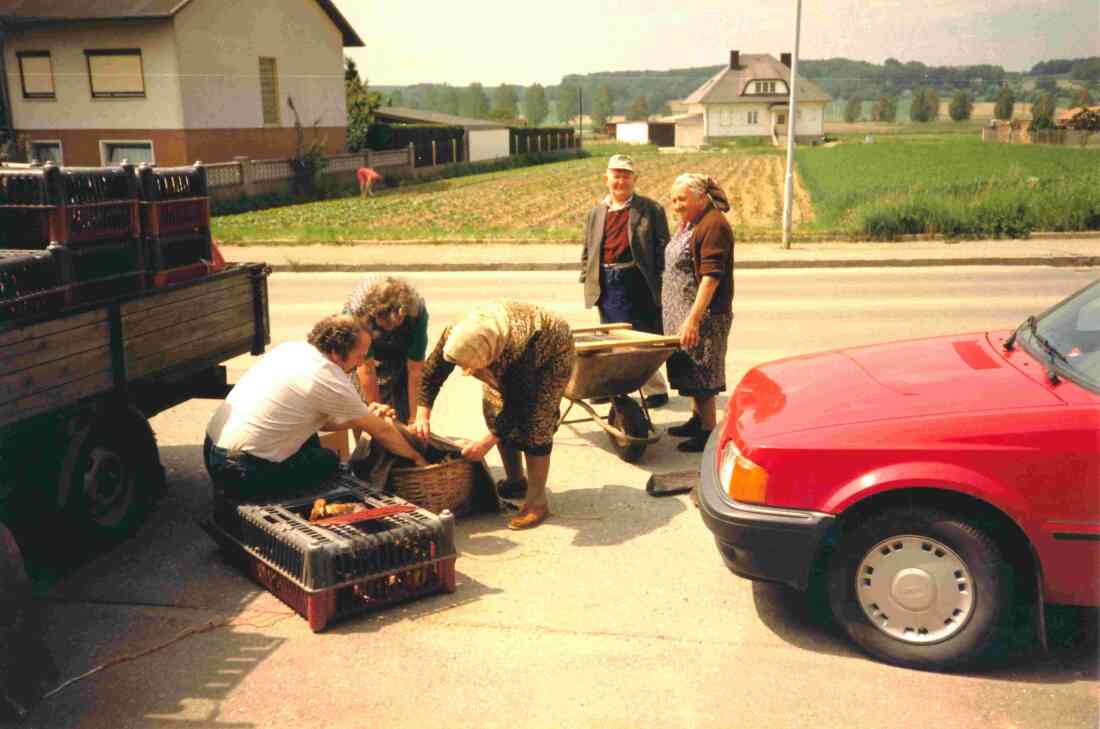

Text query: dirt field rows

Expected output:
[213,152,814,243]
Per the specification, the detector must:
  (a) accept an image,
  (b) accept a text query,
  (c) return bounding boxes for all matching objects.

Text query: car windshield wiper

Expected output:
[1025,316,1070,383]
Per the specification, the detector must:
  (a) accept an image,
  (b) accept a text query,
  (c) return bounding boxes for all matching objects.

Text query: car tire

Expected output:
[827,507,1014,671]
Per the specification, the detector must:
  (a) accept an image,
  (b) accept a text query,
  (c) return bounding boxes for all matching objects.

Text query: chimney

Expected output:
[729,50,740,69]
[780,52,792,67]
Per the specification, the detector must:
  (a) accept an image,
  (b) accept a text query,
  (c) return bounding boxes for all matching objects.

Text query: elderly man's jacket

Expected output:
[580,195,670,309]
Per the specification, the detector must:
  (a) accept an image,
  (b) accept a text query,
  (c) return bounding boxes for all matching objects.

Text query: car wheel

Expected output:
[827,507,1014,671]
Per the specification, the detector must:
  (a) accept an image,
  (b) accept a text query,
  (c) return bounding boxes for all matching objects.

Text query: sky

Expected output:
[335,0,1100,87]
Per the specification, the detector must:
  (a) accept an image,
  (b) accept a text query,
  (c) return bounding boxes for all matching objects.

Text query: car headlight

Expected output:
[718,439,769,504]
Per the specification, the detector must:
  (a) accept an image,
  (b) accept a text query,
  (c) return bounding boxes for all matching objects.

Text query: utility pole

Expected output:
[781,0,803,249]
[578,87,583,147]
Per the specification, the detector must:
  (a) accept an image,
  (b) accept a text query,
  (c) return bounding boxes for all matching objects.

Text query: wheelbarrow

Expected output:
[558,323,681,462]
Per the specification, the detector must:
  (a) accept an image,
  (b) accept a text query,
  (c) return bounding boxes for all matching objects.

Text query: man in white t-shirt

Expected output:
[204,314,426,500]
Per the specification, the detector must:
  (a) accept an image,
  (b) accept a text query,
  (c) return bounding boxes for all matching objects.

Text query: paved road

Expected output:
[15,267,1099,729]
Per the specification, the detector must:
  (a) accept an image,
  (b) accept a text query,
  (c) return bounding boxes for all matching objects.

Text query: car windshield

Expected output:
[1017,280,1100,393]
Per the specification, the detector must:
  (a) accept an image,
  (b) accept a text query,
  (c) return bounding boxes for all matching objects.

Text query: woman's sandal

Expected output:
[496,478,528,499]
[508,504,549,530]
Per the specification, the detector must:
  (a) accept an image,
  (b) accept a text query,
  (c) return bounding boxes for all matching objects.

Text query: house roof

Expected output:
[0,0,365,46]
[373,107,509,130]
[683,54,830,105]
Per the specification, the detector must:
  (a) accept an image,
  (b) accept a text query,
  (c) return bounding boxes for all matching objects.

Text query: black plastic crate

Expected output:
[66,238,144,282]
[144,231,212,270]
[58,166,138,205]
[0,169,55,205]
[136,163,208,201]
[0,249,60,300]
[205,473,458,631]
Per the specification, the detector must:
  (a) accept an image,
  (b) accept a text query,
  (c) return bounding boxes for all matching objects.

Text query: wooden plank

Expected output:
[571,323,634,334]
[124,303,257,363]
[0,320,110,373]
[574,335,682,354]
[0,345,110,406]
[0,307,106,349]
[0,369,113,428]
[123,285,253,338]
[119,271,250,316]
[128,324,254,380]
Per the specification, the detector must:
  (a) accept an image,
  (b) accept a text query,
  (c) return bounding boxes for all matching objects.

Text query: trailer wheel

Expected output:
[59,407,164,540]
[607,396,649,463]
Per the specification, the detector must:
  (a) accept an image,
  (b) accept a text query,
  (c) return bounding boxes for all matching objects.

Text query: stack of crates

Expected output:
[136,162,214,287]
[203,473,458,632]
[0,162,145,311]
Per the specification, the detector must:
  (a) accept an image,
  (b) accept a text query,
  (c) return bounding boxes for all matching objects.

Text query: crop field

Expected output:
[212,148,813,244]
[796,134,1100,238]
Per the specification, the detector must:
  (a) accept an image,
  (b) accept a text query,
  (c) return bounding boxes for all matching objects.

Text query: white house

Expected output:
[0,0,363,166]
[681,51,831,144]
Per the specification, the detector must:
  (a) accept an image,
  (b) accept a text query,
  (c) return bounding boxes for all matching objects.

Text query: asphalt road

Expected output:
[14,266,1100,729]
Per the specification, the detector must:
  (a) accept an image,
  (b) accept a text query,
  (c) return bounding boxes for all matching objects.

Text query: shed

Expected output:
[373,107,510,162]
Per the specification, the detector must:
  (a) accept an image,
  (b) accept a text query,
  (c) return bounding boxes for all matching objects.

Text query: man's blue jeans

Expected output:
[203,434,339,502]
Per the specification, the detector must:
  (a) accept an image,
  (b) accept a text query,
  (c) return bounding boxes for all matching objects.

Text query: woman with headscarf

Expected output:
[414,300,575,530]
[344,276,429,424]
[662,173,735,452]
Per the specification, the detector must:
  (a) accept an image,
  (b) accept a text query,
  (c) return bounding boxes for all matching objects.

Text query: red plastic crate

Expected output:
[139,197,210,238]
[203,518,457,632]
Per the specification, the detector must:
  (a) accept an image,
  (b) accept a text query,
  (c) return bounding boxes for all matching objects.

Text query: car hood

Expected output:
[734,332,1065,439]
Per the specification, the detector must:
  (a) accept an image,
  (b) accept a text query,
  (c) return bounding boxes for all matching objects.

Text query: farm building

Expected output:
[373,107,510,162]
[0,0,363,166]
[681,50,830,144]
[614,114,704,148]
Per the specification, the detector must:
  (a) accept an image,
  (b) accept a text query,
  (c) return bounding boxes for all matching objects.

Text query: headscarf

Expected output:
[671,173,731,213]
[442,301,511,370]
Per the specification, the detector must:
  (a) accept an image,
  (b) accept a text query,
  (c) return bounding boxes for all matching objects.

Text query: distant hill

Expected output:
[370,56,1100,124]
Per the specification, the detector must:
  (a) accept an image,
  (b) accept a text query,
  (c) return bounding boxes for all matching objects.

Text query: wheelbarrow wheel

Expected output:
[608,396,648,463]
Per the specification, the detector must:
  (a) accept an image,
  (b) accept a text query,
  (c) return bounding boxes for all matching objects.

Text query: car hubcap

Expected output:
[82,446,130,522]
[856,535,974,644]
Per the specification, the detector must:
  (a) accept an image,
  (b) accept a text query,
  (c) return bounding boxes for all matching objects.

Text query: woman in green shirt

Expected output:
[344,276,429,423]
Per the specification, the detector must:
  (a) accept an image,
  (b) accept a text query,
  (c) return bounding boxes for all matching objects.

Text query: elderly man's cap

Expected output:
[606,154,636,173]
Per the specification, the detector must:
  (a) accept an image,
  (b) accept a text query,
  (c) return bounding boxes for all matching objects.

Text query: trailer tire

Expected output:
[59,407,165,541]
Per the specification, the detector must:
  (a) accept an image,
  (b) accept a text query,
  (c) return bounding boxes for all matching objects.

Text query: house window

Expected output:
[747,111,758,125]
[720,109,732,127]
[776,113,787,125]
[17,51,55,99]
[30,141,62,164]
[755,81,777,95]
[101,141,154,165]
[259,57,280,125]
[86,49,145,98]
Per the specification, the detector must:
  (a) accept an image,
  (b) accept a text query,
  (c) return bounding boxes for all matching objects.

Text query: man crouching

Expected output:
[204,314,426,500]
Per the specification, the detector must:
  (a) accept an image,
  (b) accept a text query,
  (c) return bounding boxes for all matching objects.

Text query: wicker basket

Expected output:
[390,456,474,514]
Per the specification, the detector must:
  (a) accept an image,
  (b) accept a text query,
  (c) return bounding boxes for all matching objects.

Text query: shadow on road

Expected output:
[752,581,1100,683]
[552,482,685,547]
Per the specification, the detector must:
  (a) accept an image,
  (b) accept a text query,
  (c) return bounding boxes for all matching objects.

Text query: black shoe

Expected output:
[668,415,703,438]
[676,431,711,453]
[642,393,669,408]
[497,478,528,499]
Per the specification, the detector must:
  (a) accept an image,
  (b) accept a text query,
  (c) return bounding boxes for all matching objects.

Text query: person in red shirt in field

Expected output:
[357,167,382,197]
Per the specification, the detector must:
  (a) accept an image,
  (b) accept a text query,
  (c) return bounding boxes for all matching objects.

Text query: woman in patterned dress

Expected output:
[415,300,575,530]
[661,174,735,452]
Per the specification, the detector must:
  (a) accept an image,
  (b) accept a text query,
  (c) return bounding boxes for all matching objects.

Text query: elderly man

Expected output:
[580,154,671,406]
[204,314,426,500]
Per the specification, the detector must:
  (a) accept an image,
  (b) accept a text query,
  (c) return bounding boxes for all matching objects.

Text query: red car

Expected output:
[699,279,1100,670]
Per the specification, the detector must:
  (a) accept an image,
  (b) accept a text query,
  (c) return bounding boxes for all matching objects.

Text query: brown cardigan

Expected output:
[688,206,735,315]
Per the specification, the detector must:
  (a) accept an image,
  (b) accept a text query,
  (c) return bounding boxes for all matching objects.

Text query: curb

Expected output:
[268,256,1100,273]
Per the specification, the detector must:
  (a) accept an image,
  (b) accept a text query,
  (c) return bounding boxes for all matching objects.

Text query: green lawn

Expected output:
[796,134,1100,238]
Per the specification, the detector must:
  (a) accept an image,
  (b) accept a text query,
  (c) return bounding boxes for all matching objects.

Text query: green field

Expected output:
[796,134,1100,238]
